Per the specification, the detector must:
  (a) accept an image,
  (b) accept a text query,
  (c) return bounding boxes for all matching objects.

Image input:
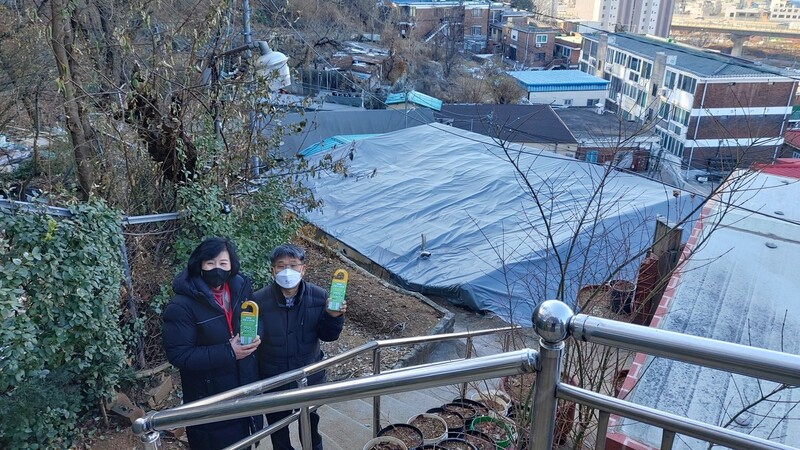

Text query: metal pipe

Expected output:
[298,377,312,450]
[139,428,161,450]
[377,326,516,347]
[135,350,537,434]
[571,314,800,386]
[224,408,300,450]
[460,336,474,400]
[529,300,573,450]
[372,347,382,438]
[596,411,609,450]
[557,384,796,450]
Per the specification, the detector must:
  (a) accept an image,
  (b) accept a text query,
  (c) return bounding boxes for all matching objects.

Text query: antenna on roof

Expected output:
[420,234,431,259]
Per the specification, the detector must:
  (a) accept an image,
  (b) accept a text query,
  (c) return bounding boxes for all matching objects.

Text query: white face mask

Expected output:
[275,268,302,289]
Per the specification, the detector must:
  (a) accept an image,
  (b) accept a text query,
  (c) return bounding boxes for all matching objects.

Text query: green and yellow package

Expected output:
[240,300,259,345]
[328,269,348,311]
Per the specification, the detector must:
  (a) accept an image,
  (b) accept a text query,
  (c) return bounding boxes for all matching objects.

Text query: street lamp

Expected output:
[203,40,291,136]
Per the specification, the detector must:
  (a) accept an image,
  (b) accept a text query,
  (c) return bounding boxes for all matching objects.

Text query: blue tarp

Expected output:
[302,123,699,325]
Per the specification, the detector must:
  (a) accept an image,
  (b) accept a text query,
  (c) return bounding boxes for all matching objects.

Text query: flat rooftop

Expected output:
[507,69,610,87]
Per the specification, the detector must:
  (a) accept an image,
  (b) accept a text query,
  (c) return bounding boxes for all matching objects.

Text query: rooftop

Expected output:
[620,171,800,448]
[386,90,443,111]
[507,69,610,87]
[586,33,791,79]
[436,104,578,144]
[554,108,658,145]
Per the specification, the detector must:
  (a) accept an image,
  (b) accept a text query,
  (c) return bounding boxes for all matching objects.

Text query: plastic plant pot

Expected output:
[407,413,449,445]
[377,423,424,449]
[426,407,465,437]
[469,416,513,449]
[363,435,408,450]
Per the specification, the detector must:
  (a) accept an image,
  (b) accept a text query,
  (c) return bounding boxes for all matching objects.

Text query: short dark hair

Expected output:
[269,243,306,265]
[187,237,240,277]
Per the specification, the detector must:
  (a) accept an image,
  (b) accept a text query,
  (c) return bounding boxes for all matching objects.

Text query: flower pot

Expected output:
[442,402,478,427]
[436,437,478,449]
[363,435,408,450]
[377,423,424,449]
[469,416,513,449]
[455,429,495,450]
[470,390,511,417]
[408,413,449,445]
[426,407,465,437]
[609,279,635,314]
[451,397,490,417]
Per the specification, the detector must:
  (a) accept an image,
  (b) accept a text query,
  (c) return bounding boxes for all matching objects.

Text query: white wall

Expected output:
[528,89,608,107]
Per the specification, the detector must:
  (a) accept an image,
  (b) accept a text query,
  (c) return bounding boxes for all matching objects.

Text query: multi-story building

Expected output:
[579,33,800,169]
[561,0,675,37]
[388,1,492,52]
[770,0,800,24]
[486,8,561,68]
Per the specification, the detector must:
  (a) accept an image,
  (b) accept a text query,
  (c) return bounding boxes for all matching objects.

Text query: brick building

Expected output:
[579,33,800,169]
[488,9,561,69]
[389,0,491,53]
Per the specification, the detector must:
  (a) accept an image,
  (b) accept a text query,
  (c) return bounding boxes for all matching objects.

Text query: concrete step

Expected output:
[254,385,474,450]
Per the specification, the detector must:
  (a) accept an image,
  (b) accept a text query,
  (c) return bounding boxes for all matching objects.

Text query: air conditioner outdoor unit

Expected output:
[660,88,669,97]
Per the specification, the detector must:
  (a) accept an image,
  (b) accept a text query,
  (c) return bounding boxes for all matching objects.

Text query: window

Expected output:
[564,99,573,106]
[614,50,626,65]
[627,56,640,71]
[678,74,697,94]
[586,150,599,163]
[471,26,481,35]
[587,98,600,106]
[536,34,548,44]
[641,61,652,79]
[472,8,482,17]
[664,70,677,89]
[563,48,571,57]
[629,71,640,82]
[673,106,690,126]
[658,100,671,119]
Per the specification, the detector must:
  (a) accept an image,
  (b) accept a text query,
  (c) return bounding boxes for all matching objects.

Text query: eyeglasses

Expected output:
[274,264,304,271]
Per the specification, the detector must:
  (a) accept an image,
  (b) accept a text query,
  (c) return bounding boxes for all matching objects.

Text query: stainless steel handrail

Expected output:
[558,384,796,450]
[133,349,538,445]
[134,301,800,450]
[571,313,800,385]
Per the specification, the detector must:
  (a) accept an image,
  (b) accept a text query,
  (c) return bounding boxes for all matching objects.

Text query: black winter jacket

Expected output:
[163,270,262,450]
[254,280,344,386]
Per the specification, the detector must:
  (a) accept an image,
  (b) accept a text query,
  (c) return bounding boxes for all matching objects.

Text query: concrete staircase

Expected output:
[257,305,533,449]
[256,385,462,449]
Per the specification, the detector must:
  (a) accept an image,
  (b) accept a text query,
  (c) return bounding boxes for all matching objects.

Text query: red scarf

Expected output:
[211,283,233,336]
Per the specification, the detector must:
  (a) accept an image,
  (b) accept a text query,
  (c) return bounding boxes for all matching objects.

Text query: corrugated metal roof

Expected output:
[620,171,800,448]
[385,91,443,111]
[507,70,609,92]
[587,33,791,79]
[752,157,800,179]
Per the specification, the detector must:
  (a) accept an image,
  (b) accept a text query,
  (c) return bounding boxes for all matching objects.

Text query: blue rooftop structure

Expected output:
[507,70,610,92]
[385,91,443,111]
[298,134,379,157]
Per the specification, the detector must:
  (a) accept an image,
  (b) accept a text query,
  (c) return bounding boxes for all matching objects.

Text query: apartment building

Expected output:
[389,1,491,52]
[561,0,675,37]
[579,33,799,169]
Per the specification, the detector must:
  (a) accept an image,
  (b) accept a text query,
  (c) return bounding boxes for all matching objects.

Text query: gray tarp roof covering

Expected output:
[303,123,698,325]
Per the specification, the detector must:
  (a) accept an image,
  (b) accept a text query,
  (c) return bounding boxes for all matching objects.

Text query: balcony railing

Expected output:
[132,300,800,450]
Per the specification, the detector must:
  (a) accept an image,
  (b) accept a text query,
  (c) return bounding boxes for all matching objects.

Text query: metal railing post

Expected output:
[530,300,573,450]
[460,336,474,399]
[372,347,382,437]
[140,431,162,450]
[298,377,312,450]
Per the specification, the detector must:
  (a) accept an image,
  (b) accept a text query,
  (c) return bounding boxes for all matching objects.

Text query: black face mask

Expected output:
[201,268,231,288]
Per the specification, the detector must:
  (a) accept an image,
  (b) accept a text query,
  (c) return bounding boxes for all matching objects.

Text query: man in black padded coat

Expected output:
[255,243,346,450]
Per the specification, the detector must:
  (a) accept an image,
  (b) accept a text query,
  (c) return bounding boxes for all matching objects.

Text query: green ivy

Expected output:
[0,200,127,448]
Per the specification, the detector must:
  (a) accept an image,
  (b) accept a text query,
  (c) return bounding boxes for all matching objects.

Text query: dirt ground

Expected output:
[79,239,445,449]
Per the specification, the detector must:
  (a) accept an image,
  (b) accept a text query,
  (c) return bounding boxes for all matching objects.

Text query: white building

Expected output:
[507,69,609,107]
[561,0,675,37]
